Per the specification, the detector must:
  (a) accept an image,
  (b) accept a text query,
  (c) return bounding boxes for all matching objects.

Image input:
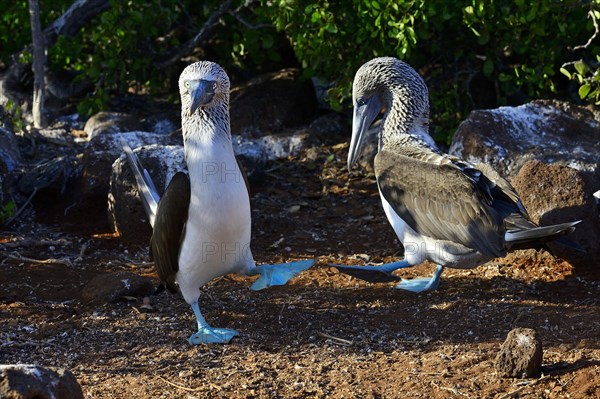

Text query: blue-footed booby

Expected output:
[334,57,580,292]
[122,61,312,344]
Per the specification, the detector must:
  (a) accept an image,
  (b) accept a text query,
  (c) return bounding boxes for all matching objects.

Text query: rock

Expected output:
[0,364,84,399]
[0,113,21,204]
[512,160,600,270]
[449,100,600,188]
[307,112,349,138]
[0,123,21,175]
[81,271,155,304]
[76,131,181,223]
[143,116,177,136]
[84,111,143,140]
[495,328,543,378]
[230,68,318,137]
[17,156,79,195]
[109,144,186,243]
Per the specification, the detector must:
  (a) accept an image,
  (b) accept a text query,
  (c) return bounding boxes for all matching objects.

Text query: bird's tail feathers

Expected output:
[121,139,160,227]
[506,220,582,250]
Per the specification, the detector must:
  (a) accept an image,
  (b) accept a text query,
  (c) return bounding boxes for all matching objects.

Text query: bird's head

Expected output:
[179,61,230,117]
[348,57,429,170]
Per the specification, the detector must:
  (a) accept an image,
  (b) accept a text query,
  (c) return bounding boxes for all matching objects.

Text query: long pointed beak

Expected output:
[188,79,216,116]
[347,95,382,171]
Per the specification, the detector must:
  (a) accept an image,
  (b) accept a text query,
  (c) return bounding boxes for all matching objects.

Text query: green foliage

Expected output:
[48,0,187,116]
[0,200,17,224]
[1,0,598,142]
[4,99,25,132]
[0,1,73,66]
[261,0,600,141]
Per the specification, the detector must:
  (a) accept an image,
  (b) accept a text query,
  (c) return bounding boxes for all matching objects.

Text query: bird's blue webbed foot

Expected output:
[332,260,411,283]
[189,327,239,345]
[249,259,314,291]
[395,265,444,292]
[188,301,239,345]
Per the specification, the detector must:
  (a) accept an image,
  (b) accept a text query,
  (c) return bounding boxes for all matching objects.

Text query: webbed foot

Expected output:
[395,265,444,292]
[250,260,314,291]
[188,327,239,345]
[332,260,411,283]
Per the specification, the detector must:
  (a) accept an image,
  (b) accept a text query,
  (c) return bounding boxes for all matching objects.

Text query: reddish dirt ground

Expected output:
[1,141,599,398]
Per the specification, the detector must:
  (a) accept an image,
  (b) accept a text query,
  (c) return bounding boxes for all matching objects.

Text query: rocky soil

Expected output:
[1,138,599,398]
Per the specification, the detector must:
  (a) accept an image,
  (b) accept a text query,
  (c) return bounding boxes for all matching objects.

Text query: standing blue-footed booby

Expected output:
[334,57,580,292]
[122,61,313,344]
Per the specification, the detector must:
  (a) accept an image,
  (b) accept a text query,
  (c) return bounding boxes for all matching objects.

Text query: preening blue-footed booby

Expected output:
[334,57,580,292]
[122,61,313,344]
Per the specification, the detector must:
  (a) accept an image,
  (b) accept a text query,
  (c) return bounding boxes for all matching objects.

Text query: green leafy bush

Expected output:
[1,0,598,142]
[262,0,600,142]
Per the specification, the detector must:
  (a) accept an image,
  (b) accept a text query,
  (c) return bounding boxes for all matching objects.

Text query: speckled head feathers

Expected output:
[179,61,230,93]
[353,57,428,111]
[353,57,431,144]
[178,61,232,141]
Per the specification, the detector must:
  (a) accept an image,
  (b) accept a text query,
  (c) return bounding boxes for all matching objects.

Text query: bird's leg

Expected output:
[395,265,444,292]
[247,259,314,291]
[188,301,239,345]
[332,260,411,283]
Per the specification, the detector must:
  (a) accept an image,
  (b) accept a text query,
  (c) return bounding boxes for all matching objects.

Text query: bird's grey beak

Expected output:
[348,95,382,171]
[188,79,216,116]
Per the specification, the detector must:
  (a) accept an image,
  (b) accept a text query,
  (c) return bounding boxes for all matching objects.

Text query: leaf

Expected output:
[559,67,571,79]
[262,35,274,49]
[483,59,494,77]
[574,61,588,76]
[579,84,591,99]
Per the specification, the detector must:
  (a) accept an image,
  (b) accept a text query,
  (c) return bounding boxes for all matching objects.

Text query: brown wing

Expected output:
[374,149,507,258]
[150,172,190,292]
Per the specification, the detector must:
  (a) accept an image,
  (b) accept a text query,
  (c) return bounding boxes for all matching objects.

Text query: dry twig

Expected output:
[4,251,72,266]
[156,374,203,392]
[317,331,353,346]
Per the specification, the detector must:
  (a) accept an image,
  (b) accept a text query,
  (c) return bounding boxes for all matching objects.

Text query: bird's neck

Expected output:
[182,106,237,181]
[380,91,436,151]
[380,119,438,153]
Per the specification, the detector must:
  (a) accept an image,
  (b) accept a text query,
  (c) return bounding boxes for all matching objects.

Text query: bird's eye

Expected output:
[212,82,217,90]
[184,81,191,88]
[357,98,366,106]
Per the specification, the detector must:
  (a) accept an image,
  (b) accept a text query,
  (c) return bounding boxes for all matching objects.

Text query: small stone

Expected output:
[84,111,143,140]
[495,328,543,378]
[81,271,155,305]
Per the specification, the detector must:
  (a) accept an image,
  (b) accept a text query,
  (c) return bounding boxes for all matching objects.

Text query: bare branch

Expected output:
[572,9,599,51]
[156,0,234,69]
[228,10,274,30]
[43,0,110,47]
[29,0,47,128]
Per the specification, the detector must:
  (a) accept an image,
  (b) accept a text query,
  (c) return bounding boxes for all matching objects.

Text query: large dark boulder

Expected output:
[449,100,600,273]
[109,144,186,243]
[512,160,600,271]
[75,130,181,224]
[449,100,600,186]
[230,68,318,137]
